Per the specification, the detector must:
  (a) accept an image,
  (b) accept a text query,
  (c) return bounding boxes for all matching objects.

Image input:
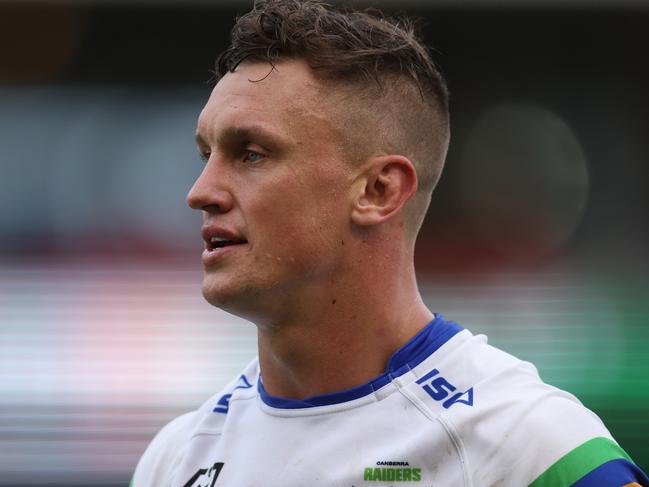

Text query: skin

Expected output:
[188,59,434,400]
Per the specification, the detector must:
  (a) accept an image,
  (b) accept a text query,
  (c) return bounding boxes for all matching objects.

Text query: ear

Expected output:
[351,155,418,226]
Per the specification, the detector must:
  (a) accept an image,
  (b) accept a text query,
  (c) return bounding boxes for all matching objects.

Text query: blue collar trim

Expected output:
[258,314,462,409]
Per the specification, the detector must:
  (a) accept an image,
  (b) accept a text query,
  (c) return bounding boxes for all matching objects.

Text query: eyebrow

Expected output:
[195,124,287,151]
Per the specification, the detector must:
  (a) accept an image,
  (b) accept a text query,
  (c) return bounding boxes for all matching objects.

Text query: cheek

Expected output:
[257,204,326,255]
[249,182,344,264]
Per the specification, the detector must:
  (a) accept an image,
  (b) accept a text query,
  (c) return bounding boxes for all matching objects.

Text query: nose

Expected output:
[186,162,234,213]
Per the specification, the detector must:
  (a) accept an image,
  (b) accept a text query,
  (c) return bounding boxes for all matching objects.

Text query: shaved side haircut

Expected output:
[216,0,450,235]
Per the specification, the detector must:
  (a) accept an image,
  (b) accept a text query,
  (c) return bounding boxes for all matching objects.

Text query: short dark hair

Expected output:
[216,0,448,114]
[216,0,450,228]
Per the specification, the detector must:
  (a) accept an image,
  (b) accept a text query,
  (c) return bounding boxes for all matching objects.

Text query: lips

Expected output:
[201,226,247,251]
[207,235,248,251]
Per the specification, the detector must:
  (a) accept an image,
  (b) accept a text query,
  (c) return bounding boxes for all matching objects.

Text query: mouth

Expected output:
[201,230,248,267]
[207,236,248,252]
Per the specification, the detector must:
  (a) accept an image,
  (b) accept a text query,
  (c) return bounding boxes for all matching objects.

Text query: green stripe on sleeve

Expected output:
[528,437,632,487]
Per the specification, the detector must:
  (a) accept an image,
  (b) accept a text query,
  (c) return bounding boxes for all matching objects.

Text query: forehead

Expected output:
[197,59,332,142]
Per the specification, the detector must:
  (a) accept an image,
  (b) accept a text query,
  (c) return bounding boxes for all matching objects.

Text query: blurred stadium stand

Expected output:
[1,1,648,484]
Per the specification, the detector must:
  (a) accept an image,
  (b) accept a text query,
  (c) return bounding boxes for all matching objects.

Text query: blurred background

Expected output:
[1,0,648,484]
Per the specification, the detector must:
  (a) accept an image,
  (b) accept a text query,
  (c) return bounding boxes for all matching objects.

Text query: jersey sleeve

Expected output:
[130,412,196,487]
[529,437,649,487]
[431,337,649,487]
[461,372,649,487]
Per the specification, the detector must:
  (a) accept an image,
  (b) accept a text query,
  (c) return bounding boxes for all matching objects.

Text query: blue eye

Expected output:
[243,150,264,163]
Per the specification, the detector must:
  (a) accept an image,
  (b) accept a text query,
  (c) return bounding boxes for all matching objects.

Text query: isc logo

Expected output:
[416,369,474,409]
[213,375,253,414]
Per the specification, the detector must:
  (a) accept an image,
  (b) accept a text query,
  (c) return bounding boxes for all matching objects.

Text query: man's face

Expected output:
[188,59,354,322]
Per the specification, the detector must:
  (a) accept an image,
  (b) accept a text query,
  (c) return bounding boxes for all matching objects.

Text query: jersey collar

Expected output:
[258,314,462,409]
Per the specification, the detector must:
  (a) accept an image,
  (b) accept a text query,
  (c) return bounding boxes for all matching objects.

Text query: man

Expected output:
[132,1,648,485]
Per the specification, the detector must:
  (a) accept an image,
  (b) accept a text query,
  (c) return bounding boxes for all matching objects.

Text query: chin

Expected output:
[202,275,254,314]
[201,275,285,326]
[201,275,237,308]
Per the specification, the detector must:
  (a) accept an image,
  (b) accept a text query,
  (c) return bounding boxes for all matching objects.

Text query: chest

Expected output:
[171,397,466,487]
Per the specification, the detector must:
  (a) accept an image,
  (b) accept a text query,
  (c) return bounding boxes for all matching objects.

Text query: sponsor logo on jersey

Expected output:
[213,374,253,414]
[364,461,422,482]
[183,462,224,487]
[416,368,474,409]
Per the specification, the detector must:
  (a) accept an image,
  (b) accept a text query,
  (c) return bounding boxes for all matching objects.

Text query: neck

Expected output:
[256,250,433,401]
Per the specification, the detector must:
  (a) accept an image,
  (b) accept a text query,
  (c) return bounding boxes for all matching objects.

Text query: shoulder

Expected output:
[131,411,198,486]
[529,436,649,487]
[131,358,261,486]
[407,330,647,486]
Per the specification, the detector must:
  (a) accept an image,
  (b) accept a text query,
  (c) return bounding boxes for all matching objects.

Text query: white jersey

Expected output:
[132,315,647,487]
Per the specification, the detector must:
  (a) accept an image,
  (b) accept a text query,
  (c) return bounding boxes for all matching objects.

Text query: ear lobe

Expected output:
[351,155,418,227]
